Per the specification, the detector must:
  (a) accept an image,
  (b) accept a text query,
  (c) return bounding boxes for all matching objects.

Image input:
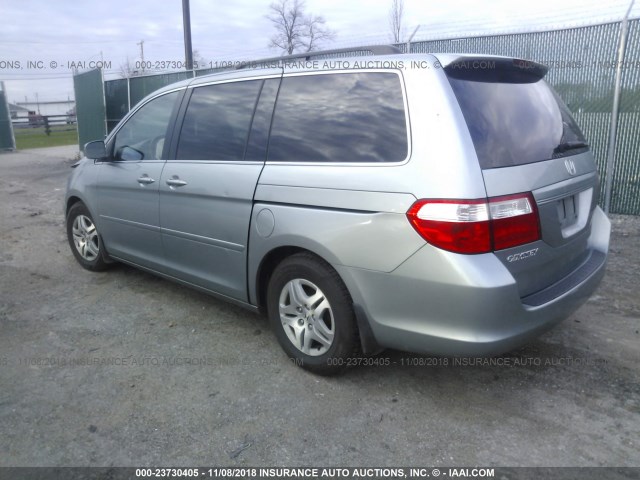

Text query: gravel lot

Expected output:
[0,146,638,468]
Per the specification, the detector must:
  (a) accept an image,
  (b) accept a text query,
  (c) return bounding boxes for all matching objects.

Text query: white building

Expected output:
[8,103,29,119]
[16,100,75,117]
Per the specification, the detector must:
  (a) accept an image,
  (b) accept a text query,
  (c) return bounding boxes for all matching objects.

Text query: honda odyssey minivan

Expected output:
[66,48,610,374]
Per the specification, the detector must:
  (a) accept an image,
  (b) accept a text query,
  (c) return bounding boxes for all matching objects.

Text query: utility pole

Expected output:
[604,0,636,215]
[182,0,194,71]
[137,40,145,73]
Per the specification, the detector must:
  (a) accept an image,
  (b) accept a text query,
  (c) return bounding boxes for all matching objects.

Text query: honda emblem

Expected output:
[564,159,577,175]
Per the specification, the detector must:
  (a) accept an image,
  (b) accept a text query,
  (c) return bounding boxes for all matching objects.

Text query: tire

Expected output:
[66,202,109,271]
[267,252,360,375]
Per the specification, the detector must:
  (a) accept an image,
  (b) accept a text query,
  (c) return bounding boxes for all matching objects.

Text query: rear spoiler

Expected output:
[443,56,548,83]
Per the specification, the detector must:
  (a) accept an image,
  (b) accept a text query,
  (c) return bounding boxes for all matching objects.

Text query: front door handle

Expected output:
[137,175,155,185]
[166,177,187,188]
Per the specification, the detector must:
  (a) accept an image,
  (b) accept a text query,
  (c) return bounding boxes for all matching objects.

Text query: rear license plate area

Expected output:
[557,194,578,229]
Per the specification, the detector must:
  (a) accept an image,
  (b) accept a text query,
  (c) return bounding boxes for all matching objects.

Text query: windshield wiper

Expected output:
[553,141,589,154]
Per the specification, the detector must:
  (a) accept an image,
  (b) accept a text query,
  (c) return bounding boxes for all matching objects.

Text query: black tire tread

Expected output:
[267,252,360,375]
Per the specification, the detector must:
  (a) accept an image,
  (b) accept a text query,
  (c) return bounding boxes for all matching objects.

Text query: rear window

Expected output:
[268,72,408,163]
[445,60,587,169]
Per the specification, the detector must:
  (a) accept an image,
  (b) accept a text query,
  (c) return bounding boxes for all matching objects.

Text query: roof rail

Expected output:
[235,45,402,69]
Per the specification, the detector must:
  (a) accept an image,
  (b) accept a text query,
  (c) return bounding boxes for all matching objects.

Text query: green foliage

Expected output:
[14,125,78,150]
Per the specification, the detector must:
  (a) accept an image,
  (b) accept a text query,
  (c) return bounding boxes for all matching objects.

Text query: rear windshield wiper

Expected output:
[554,141,589,154]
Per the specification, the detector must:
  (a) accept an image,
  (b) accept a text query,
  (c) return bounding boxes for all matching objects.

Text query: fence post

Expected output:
[406,25,421,54]
[43,116,51,136]
[603,0,636,215]
[0,81,16,150]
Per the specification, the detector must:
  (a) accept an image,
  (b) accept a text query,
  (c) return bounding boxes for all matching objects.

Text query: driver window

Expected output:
[113,91,180,161]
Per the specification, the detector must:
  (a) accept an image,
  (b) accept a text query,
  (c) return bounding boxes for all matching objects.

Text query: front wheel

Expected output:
[267,253,359,375]
[66,202,109,271]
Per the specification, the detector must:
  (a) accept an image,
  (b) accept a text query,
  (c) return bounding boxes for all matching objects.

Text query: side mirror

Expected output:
[84,140,107,160]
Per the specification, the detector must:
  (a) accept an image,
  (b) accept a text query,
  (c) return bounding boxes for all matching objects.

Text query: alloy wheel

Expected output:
[278,278,335,356]
[72,215,100,261]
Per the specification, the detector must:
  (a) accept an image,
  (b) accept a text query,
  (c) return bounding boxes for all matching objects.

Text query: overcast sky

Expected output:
[1,0,639,104]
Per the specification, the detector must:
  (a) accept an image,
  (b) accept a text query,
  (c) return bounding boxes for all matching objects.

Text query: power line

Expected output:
[0,39,185,45]
[2,75,74,81]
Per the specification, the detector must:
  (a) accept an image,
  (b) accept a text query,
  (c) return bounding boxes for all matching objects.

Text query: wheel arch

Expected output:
[65,195,114,265]
[66,195,84,215]
[252,245,382,355]
[65,194,101,230]
[254,245,309,313]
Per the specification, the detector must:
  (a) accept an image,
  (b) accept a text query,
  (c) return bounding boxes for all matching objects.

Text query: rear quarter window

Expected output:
[268,72,408,163]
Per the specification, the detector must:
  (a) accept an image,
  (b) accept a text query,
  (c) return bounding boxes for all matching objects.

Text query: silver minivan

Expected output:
[66,49,611,374]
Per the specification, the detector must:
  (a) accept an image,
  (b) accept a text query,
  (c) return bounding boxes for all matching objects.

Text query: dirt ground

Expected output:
[0,146,638,468]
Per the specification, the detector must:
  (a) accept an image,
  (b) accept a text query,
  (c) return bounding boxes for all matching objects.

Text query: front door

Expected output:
[97,90,181,271]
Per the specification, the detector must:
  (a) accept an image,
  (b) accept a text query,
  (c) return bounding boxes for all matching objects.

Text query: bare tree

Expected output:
[304,14,334,52]
[267,0,304,54]
[192,49,209,70]
[267,0,334,54]
[119,57,141,78]
[389,0,405,43]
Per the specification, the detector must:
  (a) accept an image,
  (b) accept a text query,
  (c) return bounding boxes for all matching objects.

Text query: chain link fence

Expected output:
[85,19,640,214]
[406,20,640,215]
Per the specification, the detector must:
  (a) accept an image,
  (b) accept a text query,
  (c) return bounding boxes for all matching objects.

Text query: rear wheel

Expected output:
[66,202,109,271]
[267,253,359,375]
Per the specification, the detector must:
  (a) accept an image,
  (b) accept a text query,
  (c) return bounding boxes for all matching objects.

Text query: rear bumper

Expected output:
[337,207,610,356]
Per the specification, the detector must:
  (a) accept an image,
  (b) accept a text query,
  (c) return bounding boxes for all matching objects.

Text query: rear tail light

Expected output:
[489,194,540,250]
[407,193,540,254]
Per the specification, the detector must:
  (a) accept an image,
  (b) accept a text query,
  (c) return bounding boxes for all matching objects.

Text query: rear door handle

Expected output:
[137,175,155,185]
[166,177,187,187]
